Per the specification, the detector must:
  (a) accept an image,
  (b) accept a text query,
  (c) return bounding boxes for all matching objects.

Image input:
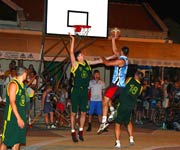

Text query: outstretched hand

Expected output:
[100,56,109,66]
[111,28,121,40]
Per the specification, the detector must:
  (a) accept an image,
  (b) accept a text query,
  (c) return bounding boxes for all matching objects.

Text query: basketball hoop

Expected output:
[73,25,91,36]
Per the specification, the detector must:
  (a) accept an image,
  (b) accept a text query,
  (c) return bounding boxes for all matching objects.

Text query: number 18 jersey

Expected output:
[119,77,143,109]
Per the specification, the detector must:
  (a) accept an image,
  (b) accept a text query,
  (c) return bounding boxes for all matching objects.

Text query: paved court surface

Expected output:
[0,107,180,150]
[16,122,180,150]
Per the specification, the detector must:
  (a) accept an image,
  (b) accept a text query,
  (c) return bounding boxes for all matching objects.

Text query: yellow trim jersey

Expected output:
[118,77,143,109]
[2,79,26,145]
[71,60,91,88]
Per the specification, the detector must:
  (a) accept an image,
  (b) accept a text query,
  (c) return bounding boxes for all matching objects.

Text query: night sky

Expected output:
[110,0,180,24]
[147,0,180,23]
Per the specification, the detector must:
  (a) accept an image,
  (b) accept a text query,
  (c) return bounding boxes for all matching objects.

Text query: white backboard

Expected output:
[45,0,109,38]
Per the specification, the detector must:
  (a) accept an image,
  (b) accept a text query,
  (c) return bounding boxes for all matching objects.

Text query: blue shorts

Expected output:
[43,102,54,114]
[151,100,157,109]
[88,101,102,115]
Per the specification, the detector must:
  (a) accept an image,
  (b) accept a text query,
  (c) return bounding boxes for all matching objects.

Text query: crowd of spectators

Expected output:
[0,60,180,131]
[133,74,180,130]
[0,60,37,102]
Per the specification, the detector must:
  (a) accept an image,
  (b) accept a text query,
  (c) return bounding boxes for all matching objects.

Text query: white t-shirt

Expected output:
[88,79,105,101]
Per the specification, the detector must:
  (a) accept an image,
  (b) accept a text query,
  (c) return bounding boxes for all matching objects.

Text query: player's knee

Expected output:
[103,96,110,103]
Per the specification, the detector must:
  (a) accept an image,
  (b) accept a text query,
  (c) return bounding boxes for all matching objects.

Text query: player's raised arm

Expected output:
[111,28,121,57]
[112,37,119,57]
[69,33,77,69]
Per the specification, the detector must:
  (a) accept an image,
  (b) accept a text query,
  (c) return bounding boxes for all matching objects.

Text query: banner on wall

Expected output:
[1,50,180,68]
[0,50,40,60]
[0,50,66,62]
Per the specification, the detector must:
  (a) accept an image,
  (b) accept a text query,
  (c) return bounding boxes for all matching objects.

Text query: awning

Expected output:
[129,58,180,68]
[1,31,180,68]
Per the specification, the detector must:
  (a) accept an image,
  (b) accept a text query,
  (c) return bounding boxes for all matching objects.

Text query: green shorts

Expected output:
[115,105,133,125]
[71,87,88,113]
[2,120,26,147]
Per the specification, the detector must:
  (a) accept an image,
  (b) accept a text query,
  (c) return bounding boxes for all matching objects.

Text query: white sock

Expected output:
[79,128,83,131]
[71,129,75,132]
[116,140,120,144]
[110,106,115,112]
[130,136,133,139]
[102,116,107,123]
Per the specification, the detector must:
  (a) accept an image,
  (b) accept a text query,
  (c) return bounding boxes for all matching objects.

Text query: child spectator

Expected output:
[56,84,68,127]
[41,85,56,129]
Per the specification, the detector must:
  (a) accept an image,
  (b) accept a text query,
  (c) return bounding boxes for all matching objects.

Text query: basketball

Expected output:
[110,27,121,39]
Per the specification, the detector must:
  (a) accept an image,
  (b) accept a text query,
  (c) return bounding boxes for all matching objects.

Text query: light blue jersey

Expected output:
[112,55,128,87]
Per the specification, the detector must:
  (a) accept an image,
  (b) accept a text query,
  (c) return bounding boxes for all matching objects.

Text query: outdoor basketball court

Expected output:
[1,1,180,149]
[1,116,180,149]
[21,122,180,150]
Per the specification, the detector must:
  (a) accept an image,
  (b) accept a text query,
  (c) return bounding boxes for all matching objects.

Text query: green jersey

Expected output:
[71,60,91,89]
[119,77,143,109]
[2,78,26,146]
[71,60,91,113]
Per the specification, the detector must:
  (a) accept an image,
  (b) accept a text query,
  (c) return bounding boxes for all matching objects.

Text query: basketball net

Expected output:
[73,25,91,36]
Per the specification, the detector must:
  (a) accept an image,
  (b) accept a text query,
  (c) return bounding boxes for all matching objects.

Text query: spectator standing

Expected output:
[141,80,151,120]
[56,84,68,127]
[149,80,163,121]
[86,70,105,132]
[25,70,38,125]
[4,62,13,80]
[41,85,56,129]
